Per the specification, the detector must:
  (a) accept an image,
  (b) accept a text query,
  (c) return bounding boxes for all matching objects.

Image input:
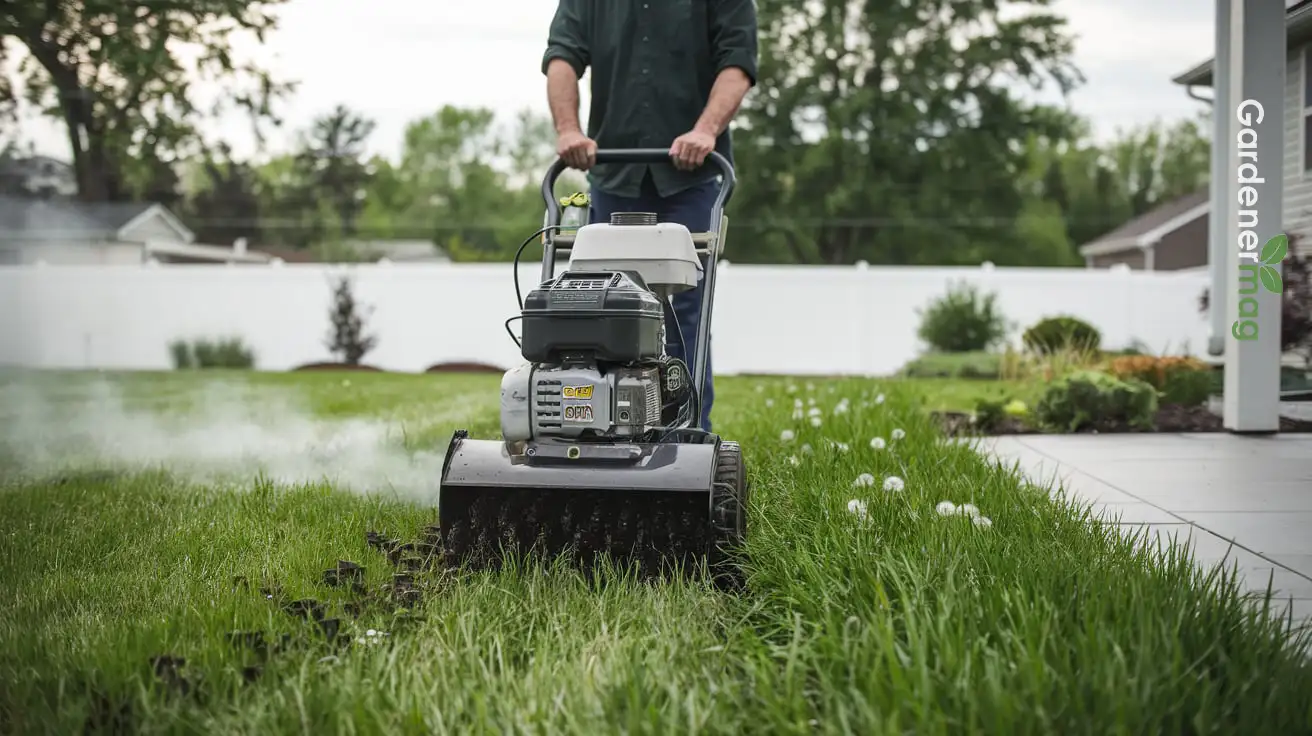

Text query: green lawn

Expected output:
[1,370,1309,734]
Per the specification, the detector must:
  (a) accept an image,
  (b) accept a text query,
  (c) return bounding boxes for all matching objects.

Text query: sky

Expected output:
[8,0,1217,163]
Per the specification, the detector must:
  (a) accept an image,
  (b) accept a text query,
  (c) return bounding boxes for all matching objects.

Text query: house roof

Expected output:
[0,195,194,243]
[1173,0,1312,87]
[1078,189,1210,257]
[252,245,321,263]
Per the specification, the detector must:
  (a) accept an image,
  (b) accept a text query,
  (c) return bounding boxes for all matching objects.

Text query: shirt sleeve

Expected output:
[541,0,590,78]
[709,0,759,85]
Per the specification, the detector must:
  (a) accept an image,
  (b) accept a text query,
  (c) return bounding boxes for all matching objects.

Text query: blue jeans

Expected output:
[589,175,719,433]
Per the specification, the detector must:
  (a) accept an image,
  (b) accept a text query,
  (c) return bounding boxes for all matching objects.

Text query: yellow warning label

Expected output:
[562,385,593,399]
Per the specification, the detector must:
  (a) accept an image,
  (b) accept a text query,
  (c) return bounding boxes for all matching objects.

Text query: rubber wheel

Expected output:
[709,439,748,591]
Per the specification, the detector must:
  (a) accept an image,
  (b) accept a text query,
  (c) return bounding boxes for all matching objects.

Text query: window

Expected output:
[1304,48,1312,171]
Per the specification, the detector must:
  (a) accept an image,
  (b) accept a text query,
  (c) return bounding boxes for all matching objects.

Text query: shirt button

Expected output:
[642,68,649,74]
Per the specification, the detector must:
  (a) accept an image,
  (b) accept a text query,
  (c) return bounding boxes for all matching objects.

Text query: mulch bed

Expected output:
[932,404,1312,436]
[423,362,504,374]
[291,362,386,372]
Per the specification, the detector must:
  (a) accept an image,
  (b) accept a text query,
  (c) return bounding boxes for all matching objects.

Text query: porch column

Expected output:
[1207,0,1231,357]
[1221,0,1285,432]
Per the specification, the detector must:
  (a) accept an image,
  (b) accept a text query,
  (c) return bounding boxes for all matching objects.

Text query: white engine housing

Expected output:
[567,222,702,296]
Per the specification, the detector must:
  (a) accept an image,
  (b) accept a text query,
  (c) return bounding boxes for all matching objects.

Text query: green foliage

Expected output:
[2,0,293,202]
[731,0,1085,266]
[168,337,255,369]
[900,352,1001,380]
[325,274,377,365]
[916,282,1010,353]
[1107,355,1213,408]
[1022,315,1102,355]
[1035,370,1158,432]
[168,339,194,370]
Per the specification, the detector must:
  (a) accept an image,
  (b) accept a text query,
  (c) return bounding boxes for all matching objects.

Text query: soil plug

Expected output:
[366,531,394,551]
[283,599,325,621]
[323,560,365,587]
[148,655,192,698]
[225,631,267,658]
[317,617,340,641]
[396,589,423,609]
[85,692,133,734]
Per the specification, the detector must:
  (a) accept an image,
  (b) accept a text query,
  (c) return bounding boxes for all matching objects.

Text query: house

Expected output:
[1078,189,1210,270]
[1171,0,1312,256]
[349,239,452,263]
[0,153,78,198]
[0,195,270,265]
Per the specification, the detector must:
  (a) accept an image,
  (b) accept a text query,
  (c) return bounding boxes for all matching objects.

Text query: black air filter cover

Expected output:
[520,270,664,363]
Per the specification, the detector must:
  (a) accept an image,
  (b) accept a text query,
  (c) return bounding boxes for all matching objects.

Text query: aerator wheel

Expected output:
[709,440,748,591]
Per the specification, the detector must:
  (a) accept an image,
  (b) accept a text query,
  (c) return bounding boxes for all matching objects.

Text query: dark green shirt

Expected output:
[541,0,758,198]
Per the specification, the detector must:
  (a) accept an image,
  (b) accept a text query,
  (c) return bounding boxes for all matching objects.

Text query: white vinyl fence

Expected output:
[0,262,1212,376]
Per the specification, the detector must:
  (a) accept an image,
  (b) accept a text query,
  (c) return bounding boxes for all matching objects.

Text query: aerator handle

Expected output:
[540,148,736,230]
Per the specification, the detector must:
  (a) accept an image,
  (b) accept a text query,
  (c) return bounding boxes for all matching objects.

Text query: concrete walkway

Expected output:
[971,433,1312,633]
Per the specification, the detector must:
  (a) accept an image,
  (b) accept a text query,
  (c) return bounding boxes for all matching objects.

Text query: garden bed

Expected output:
[931,404,1312,436]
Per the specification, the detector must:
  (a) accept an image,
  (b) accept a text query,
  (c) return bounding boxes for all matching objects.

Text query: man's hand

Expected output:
[557,129,597,170]
[670,129,716,171]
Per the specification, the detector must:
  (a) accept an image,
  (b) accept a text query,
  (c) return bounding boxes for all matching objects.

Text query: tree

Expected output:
[325,274,377,366]
[183,143,263,245]
[255,153,329,249]
[1,0,294,202]
[1106,113,1210,219]
[730,0,1084,266]
[295,105,377,237]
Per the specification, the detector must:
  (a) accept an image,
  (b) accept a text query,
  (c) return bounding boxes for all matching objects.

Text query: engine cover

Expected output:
[500,363,664,442]
[519,270,665,364]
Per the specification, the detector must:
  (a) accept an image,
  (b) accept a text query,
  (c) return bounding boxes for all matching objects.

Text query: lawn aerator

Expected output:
[437,149,748,587]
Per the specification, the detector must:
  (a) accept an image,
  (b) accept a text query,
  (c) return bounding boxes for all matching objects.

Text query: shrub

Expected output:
[899,351,1001,379]
[915,281,1010,353]
[1022,315,1102,355]
[1108,355,1213,407]
[168,337,256,369]
[326,274,378,366]
[997,343,1104,382]
[974,396,1030,431]
[1034,370,1158,432]
[168,339,194,370]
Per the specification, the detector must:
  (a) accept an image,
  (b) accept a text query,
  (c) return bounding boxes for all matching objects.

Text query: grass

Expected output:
[2,370,1311,734]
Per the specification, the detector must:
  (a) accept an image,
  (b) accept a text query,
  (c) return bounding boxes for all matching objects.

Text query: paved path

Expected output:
[970,433,1312,634]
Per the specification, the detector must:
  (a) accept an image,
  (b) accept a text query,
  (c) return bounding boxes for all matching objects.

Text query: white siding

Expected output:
[1285,43,1312,254]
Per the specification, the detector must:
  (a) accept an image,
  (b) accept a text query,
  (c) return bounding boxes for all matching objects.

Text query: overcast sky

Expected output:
[9,0,1216,162]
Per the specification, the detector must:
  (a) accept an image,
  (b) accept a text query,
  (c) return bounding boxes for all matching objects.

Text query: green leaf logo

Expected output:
[1259,264,1284,293]
[1260,234,1288,265]
[1257,234,1288,293]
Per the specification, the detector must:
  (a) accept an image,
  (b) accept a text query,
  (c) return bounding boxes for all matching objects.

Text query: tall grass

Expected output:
[0,372,1308,734]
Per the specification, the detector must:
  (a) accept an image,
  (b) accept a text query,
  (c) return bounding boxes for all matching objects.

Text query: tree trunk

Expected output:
[23,35,117,202]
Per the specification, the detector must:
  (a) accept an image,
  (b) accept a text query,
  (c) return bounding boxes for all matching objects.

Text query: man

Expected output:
[541,0,758,433]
